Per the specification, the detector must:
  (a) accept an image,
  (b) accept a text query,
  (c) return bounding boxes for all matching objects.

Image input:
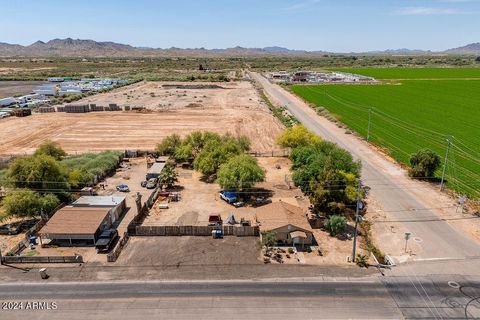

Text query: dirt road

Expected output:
[250,72,480,262]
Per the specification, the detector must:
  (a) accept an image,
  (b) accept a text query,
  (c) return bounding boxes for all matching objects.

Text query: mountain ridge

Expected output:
[0,38,478,57]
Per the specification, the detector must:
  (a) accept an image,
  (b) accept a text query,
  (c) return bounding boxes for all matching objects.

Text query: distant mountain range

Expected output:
[0,38,479,57]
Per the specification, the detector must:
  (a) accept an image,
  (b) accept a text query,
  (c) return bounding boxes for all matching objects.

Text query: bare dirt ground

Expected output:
[0,81,284,156]
[0,80,46,98]
[144,157,308,226]
[117,236,261,267]
[143,157,358,266]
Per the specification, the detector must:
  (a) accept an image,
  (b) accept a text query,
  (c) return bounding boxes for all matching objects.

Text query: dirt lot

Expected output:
[0,80,46,98]
[117,236,261,267]
[0,81,284,156]
[144,157,309,226]
[143,157,360,266]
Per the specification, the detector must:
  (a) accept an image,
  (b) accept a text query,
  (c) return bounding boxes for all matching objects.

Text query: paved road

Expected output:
[1,277,479,319]
[250,72,480,261]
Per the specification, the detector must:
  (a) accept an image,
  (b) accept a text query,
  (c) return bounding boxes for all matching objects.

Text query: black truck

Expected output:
[95,229,119,253]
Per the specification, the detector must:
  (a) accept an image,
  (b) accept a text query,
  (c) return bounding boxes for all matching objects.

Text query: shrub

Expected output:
[276,125,321,149]
[408,149,441,178]
[356,254,368,268]
[324,215,347,236]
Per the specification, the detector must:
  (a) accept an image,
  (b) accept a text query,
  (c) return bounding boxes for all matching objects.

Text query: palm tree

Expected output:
[159,166,178,189]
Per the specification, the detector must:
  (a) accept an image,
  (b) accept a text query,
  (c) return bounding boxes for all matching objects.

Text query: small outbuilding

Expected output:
[146,162,166,180]
[255,201,314,247]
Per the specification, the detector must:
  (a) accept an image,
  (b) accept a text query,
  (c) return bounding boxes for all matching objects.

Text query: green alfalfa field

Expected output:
[291,69,480,198]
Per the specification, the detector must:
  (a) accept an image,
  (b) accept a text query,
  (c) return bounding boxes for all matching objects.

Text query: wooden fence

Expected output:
[1,255,83,264]
[247,149,290,158]
[134,225,259,237]
[107,233,130,263]
[7,203,65,255]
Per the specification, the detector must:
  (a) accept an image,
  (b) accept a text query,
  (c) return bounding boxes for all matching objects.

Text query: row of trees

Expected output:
[156,131,265,190]
[1,141,121,218]
[277,125,361,217]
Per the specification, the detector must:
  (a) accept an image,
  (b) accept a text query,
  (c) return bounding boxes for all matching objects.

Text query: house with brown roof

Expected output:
[38,196,126,246]
[255,201,314,247]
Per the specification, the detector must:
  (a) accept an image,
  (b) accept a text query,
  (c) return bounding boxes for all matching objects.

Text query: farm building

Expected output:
[255,201,314,247]
[38,196,126,246]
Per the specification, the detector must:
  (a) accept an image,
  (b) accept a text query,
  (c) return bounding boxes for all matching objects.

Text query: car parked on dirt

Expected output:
[95,229,119,253]
[219,191,238,204]
[116,184,130,192]
[146,178,158,189]
[208,214,223,226]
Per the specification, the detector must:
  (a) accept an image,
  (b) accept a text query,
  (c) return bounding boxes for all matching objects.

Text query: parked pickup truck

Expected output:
[219,191,238,204]
[95,229,119,253]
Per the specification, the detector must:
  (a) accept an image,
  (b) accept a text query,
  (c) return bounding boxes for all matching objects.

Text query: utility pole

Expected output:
[366,108,372,141]
[440,136,452,191]
[351,180,362,262]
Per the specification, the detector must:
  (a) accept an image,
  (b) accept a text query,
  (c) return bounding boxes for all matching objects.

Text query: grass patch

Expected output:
[291,79,480,198]
[24,249,39,257]
[326,67,480,79]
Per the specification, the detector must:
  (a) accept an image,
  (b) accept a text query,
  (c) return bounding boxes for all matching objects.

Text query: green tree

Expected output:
[194,139,243,176]
[159,165,179,188]
[216,155,265,190]
[276,125,321,149]
[7,154,68,191]
[408,149,441,178]
[324,215,347,236]
[156,134,182,156]
[2,189,59,218]
[261,230,277,252]
[34,140,67,160]
[174,144,193,162]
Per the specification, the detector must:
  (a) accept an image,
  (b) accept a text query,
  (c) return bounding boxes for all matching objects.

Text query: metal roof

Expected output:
[71,196,125,207]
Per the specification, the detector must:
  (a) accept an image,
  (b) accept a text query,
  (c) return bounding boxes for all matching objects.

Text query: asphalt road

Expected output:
[1,276,479,319]
[250,72,480,261]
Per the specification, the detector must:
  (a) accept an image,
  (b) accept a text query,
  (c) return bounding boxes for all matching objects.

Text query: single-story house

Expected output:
[38,196,126,246]
[39,206,113,245]
[255,200,314,247]
[71,196,126,224]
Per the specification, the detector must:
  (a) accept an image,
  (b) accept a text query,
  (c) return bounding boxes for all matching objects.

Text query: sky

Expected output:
[0,0,479,52]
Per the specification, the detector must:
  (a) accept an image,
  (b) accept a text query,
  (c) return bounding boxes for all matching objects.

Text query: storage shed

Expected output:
[146,162,166,180]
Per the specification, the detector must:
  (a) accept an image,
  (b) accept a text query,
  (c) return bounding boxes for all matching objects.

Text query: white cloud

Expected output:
[393,6,463,15]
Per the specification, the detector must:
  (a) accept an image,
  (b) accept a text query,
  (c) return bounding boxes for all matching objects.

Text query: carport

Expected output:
[39,207,112,246]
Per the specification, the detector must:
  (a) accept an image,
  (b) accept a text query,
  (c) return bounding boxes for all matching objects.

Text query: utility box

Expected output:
[39,268,49,279]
